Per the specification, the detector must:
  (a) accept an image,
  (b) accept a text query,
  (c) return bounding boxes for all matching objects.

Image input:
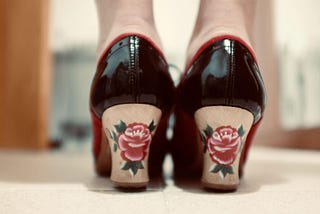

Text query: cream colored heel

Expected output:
[101,104,162,188]
[194,106,254,190]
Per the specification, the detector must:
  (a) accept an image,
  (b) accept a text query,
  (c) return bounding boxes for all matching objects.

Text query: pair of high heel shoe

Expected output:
[89,33,266,190]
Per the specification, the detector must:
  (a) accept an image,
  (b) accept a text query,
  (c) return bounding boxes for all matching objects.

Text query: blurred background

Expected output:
[1,0,319,150]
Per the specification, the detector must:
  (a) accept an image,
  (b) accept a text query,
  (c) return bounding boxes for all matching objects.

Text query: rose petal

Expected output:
[142,135,152,144]
[212,154,234,165]
[207,138,216,154]
[124,147,145,161]
[213,145,232,152]
[212,132,222,141]
[118,134,130,151]
[128,142,147,148]
[120,151,130,161]
[118,134,131,151]
[228,137,242,148]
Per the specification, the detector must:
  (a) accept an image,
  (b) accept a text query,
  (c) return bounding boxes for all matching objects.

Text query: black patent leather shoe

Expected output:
[172,35,267,190]
[90,34,174,188]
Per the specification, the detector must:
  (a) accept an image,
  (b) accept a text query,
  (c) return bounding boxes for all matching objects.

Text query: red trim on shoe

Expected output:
[239,117,262,177]
[185,35,258,74]
[97,33,165,66]
[91,109,102,159]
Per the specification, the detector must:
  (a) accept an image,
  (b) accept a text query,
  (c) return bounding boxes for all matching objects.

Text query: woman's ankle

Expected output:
[97,15,162,58]
[186,26,252,65]
[186,0,257,65]
[95,0,162,58]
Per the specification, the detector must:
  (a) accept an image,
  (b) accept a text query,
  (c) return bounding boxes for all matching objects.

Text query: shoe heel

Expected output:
[101,104,162,188]
[194,106,254,190]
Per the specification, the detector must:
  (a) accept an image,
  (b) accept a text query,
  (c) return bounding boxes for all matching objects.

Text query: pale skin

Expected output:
[95,0,162,58]
[95,0,257,65]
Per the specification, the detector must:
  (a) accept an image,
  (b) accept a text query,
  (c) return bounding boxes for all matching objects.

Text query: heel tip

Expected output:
[112,180,149,189]
[201,181,238,191]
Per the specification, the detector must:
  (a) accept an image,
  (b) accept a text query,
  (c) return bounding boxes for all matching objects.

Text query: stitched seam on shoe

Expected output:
[129,36,139,98]
[135,36,142,102]
[229,41,236,106]
[225,47,230,105]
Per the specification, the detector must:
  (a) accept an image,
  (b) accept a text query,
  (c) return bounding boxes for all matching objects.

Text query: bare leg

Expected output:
[95,0,161,57]
[187,0,257,63]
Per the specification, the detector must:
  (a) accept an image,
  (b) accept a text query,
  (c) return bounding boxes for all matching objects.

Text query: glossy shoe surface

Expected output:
[173,36,267,190]
[90,34,174,187]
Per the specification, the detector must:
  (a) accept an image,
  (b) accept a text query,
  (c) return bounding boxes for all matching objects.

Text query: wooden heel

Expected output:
[194,106,254,190]
[101,104,162,188]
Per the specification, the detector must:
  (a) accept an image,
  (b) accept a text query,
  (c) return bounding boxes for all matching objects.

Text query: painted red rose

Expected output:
[118,123,152,162]
[207,126,241,165]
